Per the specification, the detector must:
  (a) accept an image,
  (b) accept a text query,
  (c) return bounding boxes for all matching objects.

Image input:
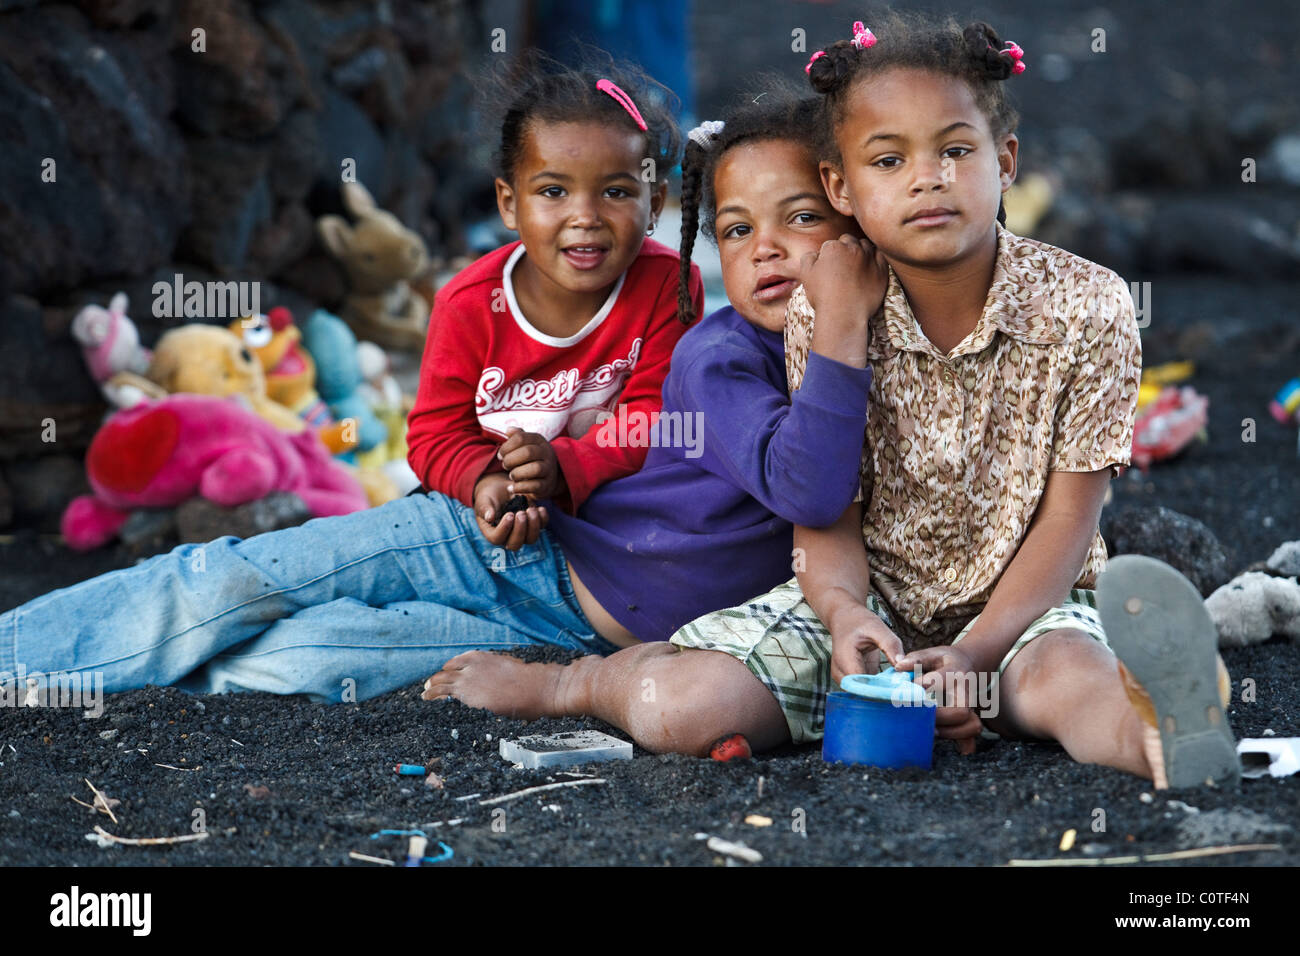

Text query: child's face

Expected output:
[495,121,666,303]
[713,139,861,333]
[822,69,1017,269]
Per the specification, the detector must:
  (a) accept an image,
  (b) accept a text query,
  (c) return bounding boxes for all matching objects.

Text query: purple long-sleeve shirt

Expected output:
[547,306,871,642]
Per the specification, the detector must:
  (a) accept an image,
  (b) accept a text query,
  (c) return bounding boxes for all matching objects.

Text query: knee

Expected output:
[623,649,787,757]
[1007,628,1111,688]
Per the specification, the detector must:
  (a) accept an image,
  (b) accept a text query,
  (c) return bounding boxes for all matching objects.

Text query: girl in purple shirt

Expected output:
[424,96,890,752]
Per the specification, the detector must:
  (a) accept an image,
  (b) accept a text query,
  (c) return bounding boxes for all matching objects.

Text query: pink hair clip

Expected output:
[997,40,1026,75]
[596,78,648,131]
[804,50,826,74]
[851,21,877,50]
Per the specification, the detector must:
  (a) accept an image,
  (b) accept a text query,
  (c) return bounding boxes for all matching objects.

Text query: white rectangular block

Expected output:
[498,730,633,769]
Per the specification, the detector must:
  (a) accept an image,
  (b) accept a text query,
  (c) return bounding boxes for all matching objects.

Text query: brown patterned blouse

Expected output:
[784,223,1143,649]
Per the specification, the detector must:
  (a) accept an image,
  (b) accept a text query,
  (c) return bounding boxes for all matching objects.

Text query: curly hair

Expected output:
[806,11,1022,162]
[483,48,683,186]
[676,90,821,324]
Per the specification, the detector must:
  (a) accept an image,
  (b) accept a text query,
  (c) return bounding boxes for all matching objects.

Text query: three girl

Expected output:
[441,13,1237,790]
[2,18,1235,790]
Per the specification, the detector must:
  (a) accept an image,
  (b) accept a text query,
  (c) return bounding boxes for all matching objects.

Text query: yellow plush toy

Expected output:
[109,324,306,432]
[228,310,358,456]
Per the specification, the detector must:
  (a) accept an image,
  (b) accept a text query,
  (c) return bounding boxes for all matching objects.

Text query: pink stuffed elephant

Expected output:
[62,393,371,550]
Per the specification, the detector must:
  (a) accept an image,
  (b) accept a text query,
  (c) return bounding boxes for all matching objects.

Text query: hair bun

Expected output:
[807,40,859,96]
[963,21,1014,80]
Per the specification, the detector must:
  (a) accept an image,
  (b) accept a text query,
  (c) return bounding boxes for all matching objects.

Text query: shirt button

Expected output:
[945,505,955,517]
[943,567,958,583]
[627,604,638,611]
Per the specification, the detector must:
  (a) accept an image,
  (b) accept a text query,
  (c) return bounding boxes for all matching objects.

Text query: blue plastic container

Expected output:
[822,668,937,769]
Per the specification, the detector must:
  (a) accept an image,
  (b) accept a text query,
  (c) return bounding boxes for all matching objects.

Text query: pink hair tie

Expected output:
[806,22,877,74]
[996,40,1027,75]
[596,79,648,131]
[851,21,877,50]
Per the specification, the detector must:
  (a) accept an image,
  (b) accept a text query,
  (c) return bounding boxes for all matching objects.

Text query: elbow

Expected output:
[783,498,848,529]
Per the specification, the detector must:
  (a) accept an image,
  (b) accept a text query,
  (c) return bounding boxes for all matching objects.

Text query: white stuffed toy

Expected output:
[71,292,153,408]
[1206,540,1300,647]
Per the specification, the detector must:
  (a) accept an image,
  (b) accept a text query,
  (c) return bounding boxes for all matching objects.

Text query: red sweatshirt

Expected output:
[407,238,703,512]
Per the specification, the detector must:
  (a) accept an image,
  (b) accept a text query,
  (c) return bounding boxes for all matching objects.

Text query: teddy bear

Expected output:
[1206,541,1300,647]
[228,308,358,455]
[60,393,370,551]
[71,292,154,409]
[107,323,307,433]
[316,181,433,352]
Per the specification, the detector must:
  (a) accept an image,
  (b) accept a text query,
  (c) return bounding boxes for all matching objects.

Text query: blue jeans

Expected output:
[0,492,621,702]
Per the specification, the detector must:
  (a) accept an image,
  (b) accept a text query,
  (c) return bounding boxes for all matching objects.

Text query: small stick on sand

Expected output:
[154,763,200,772]
[1007,843,1281,866]
[83,778,118,824]
[706,836,763,864]
[348,851,395,866]
[90,825,209,847]
[478,779,607,806]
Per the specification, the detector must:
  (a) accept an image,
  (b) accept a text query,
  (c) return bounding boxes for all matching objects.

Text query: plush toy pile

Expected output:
[63,291,421,550]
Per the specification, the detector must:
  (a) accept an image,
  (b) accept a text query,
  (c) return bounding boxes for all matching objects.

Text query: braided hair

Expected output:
[676,93,822,324]
[805,12,1022,224]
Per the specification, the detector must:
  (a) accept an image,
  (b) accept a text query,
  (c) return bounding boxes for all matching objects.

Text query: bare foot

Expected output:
[421,651,591,720]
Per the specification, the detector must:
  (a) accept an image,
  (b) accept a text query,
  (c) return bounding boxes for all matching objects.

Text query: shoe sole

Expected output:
[1097,554,1240,789]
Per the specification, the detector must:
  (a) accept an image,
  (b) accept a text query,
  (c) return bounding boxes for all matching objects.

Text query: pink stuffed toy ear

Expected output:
[60,495,130,551]
[86,404,181,494]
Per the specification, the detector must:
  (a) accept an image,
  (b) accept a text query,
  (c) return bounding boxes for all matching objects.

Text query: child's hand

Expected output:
[895,645,984,755]
[827,602,904,687]
[473,472,548,552]
[498,428,567,499]
[799,234,889,328]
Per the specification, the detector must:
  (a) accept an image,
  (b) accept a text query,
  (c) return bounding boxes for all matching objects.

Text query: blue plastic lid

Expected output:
[840,667,927,705]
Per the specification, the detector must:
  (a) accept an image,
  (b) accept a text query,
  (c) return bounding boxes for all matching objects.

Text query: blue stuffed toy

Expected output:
[300,308,389,462]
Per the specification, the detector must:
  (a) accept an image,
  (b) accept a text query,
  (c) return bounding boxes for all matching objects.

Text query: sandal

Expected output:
[1098,554,1239,788]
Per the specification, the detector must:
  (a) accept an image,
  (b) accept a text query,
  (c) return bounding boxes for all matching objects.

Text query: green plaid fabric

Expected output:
[670,577,1108,744]
[953,588,1109,675]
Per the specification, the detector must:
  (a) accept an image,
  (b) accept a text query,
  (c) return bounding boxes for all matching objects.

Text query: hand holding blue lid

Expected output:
[896,644,984,754]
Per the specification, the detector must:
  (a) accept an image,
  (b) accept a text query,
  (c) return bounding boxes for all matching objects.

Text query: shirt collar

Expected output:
[870,223,1066,360]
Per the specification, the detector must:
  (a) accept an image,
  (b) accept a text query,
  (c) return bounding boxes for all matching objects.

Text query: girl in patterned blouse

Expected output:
[672,11,1236,788]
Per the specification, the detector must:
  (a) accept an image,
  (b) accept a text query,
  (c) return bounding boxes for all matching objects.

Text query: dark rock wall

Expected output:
[0,0,499,530]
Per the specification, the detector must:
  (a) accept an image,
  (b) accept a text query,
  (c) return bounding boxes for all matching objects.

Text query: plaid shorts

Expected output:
[669,576,1110,744]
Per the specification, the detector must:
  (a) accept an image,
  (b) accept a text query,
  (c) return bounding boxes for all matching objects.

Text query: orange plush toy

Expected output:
[229,308,357,455]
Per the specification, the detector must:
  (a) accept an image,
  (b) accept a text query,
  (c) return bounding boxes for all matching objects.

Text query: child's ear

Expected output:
[819,161,856,219]
[648,180,668,223]
[998,135,1019,191]
[495,177,519,232]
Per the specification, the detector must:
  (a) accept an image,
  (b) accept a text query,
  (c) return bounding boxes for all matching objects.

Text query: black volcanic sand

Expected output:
[0,640,1295,868]
[1,276,1298,866]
